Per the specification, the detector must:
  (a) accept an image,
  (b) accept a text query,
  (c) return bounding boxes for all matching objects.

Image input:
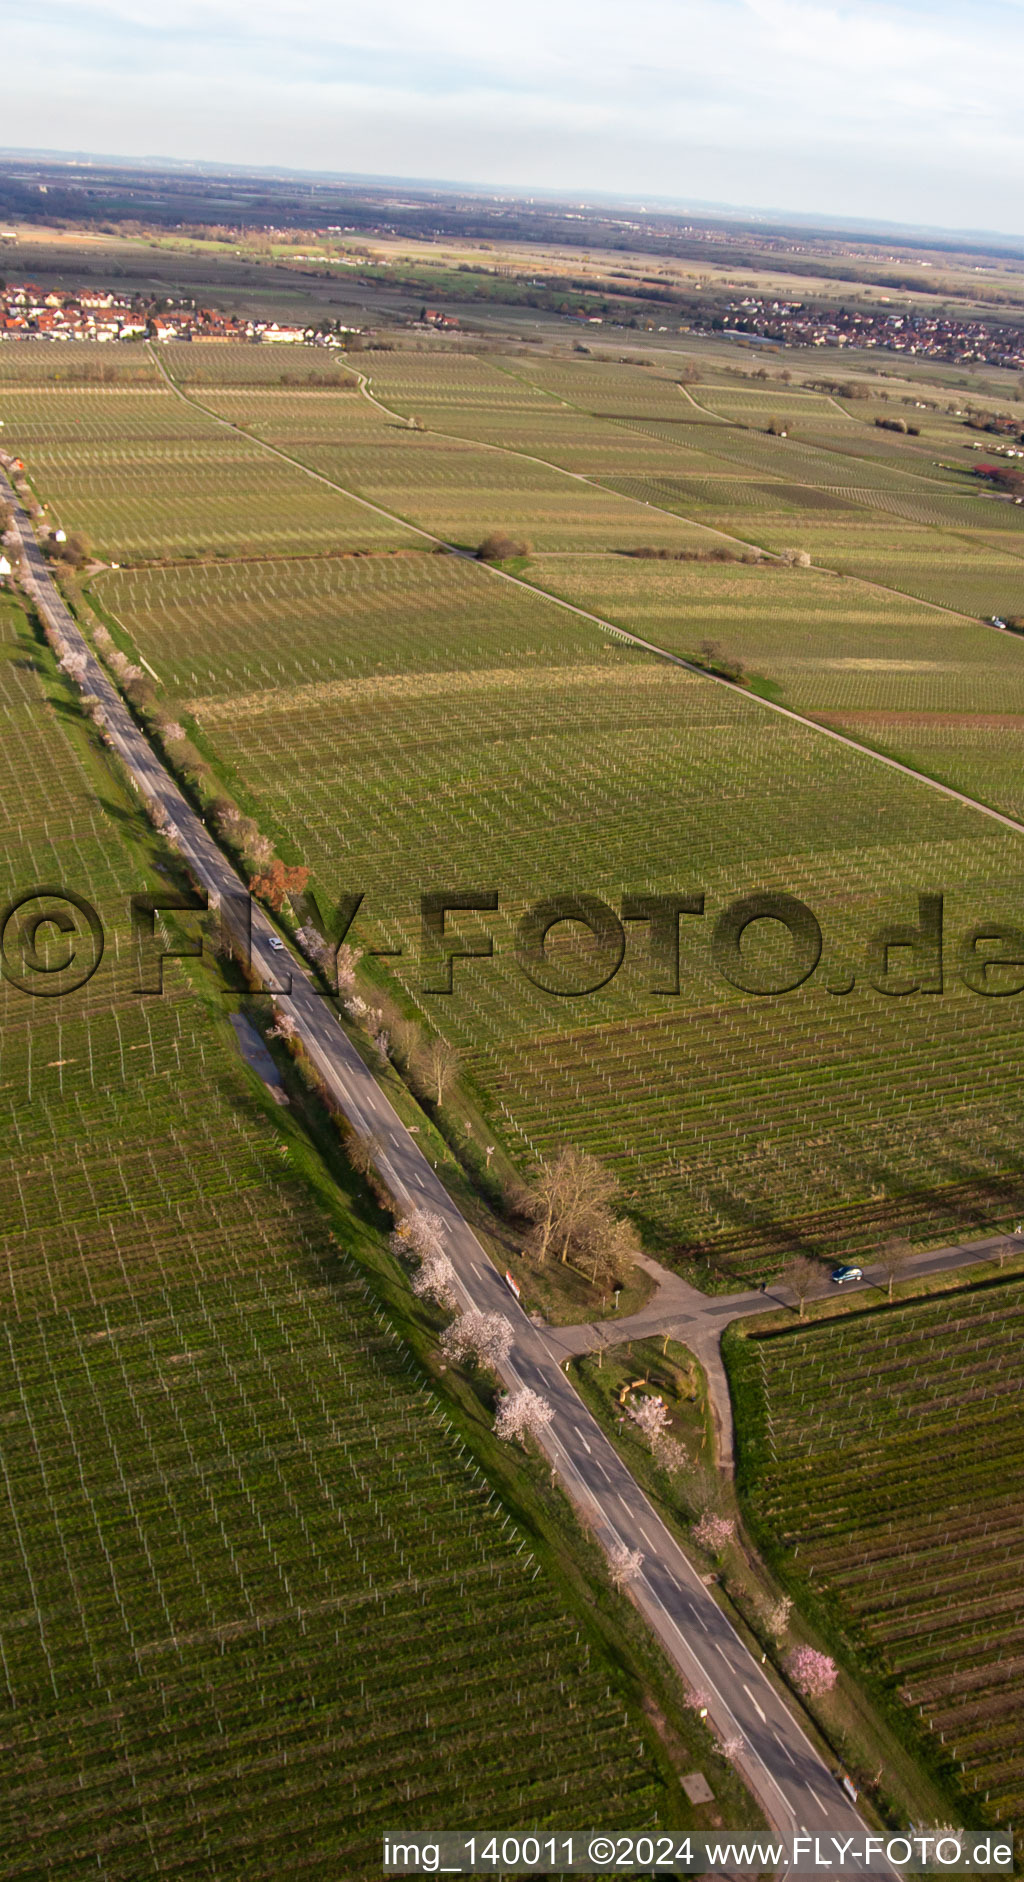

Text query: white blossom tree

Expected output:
[390,1208,447,1264]
[267,1010,298,1043]
[335,941,362,995]
[441,1310,514,1371]
[59,648,89,685]
[609,1542,644,1589]
[296,923,334,976]
[627,1393,671,1447]
[411,1249,459,1310]
[765,1595,792,1642]
[651,1431,689,1477]
[494,1387,553,1447]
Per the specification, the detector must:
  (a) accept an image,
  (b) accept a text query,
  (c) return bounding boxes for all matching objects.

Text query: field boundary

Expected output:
[146,344,1024,849]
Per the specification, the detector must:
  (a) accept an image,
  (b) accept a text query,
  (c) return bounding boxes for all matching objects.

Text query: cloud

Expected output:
[5,0,1024,233]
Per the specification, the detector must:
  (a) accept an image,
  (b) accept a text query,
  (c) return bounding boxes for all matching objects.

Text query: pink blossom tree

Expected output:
[494,1387,553,1447]
[296,923,334,976]
[692,1512,736,1557]
[785,1645,838,1698]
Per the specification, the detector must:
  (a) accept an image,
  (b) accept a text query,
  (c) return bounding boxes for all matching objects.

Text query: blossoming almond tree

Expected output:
[441,1311,514,1371]
[692,1512,736,1556]
[58,648,89,686]
[389,1208,447,1264]
[494,1387,553,1448]
[627,1393,671,1447]
[608,1543,644,1589]
[785,1645,838,1697]
[411,1250,459,1311]
[765,1595,793,1642]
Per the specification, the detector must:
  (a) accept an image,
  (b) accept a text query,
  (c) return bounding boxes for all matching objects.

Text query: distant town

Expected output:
[4,270,1024,371]
[704,296,1024,368]
[0,282,342,346]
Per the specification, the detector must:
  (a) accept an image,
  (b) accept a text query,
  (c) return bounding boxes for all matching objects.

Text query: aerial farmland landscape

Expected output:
[3,6,1024,1879]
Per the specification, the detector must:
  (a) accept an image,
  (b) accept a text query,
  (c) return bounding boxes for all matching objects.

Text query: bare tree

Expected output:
[574,1206,640,1289]
[878,1234,912,1300]
[518,1148,573,1264]
[415,1035,460,1107]
[995,1237,1016,1269]
[519,1147,630,1280]
[780,1255,820,1317]
[477,530,529,561]
[391,1014,423,1066]
[347,1129,384,1182]
[552,1148,620,1262]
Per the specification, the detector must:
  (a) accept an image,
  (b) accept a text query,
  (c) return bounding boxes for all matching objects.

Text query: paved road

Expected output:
[546,1233,1023,1476]
[2,469,899,1851]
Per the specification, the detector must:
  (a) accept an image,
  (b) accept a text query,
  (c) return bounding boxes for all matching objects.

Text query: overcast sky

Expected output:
[6,0,1024,237]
